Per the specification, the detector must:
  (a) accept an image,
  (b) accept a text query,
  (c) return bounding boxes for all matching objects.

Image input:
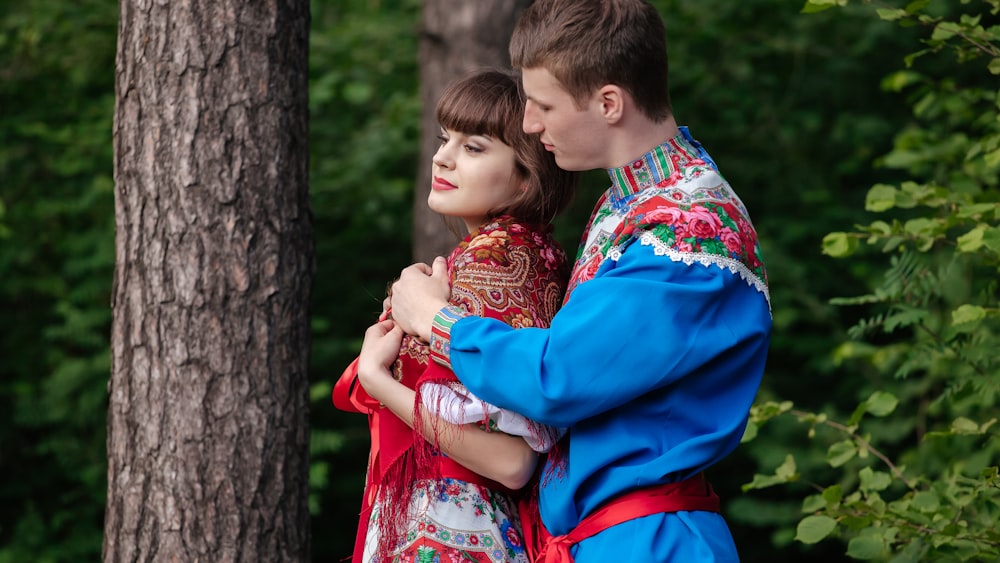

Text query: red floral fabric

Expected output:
[335,215,568,563]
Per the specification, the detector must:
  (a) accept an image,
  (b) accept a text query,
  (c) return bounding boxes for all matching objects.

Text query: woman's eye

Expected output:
[436,134,448,145]
[464,144,484,154]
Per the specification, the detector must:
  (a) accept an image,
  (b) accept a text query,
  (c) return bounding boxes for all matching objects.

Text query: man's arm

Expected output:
[389,257,450,341]
[418,242,772,427]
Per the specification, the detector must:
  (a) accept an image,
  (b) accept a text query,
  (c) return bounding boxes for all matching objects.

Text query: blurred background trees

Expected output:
[0,0,995,561]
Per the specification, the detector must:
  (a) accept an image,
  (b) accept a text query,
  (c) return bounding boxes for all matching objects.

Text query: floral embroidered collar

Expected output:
[606,126,715,201]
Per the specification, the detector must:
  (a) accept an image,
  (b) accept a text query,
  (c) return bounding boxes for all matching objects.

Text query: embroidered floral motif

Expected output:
[372,478,528,563]
[566,134,770,310]
[431,216,568,371]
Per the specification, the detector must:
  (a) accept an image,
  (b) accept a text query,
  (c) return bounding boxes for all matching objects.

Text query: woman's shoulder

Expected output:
[474,215,560,249]
[452,215,565,270]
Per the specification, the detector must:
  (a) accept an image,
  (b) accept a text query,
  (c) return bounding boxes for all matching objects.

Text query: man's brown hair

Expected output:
[436,68,576,225]
[510,0,672,122]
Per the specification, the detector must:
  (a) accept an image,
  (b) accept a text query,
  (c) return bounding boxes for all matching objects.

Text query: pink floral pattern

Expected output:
[567,182,768,301]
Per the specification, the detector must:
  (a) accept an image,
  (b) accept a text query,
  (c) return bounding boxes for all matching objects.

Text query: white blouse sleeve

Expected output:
[420,381,566,453]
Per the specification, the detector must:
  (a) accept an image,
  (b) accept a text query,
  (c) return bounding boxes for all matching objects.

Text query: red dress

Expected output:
[334,215,568,563]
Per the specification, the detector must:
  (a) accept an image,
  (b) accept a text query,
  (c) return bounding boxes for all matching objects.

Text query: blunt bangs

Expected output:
[435,71,522,145]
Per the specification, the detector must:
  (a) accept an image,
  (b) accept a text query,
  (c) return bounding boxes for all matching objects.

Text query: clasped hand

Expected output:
[386,257,451,342]
[359,257,450,399]
[356,319,404,399]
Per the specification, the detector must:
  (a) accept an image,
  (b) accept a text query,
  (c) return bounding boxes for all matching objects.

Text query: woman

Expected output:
[334,69,576,563]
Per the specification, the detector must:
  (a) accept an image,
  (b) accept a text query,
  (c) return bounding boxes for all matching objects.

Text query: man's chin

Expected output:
[553,155,588,172]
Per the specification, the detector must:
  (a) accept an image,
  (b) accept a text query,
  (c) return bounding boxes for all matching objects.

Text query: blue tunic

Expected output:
[429,128,771,562]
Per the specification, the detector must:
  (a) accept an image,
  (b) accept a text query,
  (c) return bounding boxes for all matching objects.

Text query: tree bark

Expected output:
[106,0,313,561]
[413,0,533,263]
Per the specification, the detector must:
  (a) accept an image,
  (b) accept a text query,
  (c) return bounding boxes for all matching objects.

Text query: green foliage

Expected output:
[306,0,421,556]
[743,0,1000,560]
[0,0,116,559]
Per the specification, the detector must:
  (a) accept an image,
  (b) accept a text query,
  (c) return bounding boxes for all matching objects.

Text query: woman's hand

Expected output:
[356,319,404,400]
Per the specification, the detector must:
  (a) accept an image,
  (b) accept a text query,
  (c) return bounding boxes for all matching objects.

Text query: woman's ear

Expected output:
[596,84,624,124]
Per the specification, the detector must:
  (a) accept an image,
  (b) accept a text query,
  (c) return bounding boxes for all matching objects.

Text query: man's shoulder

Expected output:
[612,179,769,303]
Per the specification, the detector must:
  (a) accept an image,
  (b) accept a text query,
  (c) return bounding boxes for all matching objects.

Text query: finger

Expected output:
[403,262,432,276]
[431,256,447,278]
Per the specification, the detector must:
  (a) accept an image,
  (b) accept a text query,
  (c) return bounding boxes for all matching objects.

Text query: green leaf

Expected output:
[867,391,898,416]
[904,0,931,14]
[822,484,844,507]
[802,494,826,513]
[827,440,857,467]
[865,184,898,212]
[985,148,1000,168]
[884,308,927,332]
[742,472,788,492]
[823,232,858,257]
[795,515,837,544]
[989,57,1000,75]
[876,8,907,21]
[801,0,841,14]
[952,304,986,326]
[956,225,985,252]
[902,217,935,235]
[881,70,922,92]
[952,417,982,434]
[982,225,1000,253]
[859,467,892,492]
[775,454,798,479]
[911,491,940,512]
[742,454,798,491]
[847,534,885,559]
[956,203,998,219]
[930,21,963,41]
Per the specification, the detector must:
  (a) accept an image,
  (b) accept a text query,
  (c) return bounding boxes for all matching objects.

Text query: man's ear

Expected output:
[596,84,625,124]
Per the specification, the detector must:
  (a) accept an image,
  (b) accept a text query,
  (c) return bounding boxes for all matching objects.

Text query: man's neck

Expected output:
[603,114,679,170]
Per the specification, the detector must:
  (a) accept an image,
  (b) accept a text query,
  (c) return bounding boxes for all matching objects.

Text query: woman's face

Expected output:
[428,127,523,233]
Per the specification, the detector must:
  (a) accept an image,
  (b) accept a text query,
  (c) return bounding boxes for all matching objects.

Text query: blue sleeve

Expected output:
[447,241,771,427]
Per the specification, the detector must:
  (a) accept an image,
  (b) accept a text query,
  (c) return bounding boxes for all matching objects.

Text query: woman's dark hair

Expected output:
[436,68,576,225]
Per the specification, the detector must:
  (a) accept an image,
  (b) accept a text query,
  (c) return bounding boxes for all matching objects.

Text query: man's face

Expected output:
[521,66,608,171]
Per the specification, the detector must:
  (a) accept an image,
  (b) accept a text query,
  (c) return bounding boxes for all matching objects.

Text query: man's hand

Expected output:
[389,257,450,341]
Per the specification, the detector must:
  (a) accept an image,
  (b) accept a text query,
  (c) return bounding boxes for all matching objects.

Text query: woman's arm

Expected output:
[356,319,538,490]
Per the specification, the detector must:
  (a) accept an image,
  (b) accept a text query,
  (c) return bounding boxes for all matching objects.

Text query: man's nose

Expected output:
[523,103,543,134]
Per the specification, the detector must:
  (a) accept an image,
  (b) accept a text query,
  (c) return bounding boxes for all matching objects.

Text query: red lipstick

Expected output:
[432,177,457,191]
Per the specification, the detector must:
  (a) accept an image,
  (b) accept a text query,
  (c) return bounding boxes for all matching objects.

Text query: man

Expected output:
[387,1,771,560]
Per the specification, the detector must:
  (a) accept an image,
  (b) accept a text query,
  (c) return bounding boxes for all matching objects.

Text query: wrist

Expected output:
[419,298,450,342]
[428,305,471,370]
[357,361,390,395]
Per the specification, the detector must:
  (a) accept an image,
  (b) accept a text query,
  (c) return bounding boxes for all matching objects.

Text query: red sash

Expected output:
[523,473,720,563]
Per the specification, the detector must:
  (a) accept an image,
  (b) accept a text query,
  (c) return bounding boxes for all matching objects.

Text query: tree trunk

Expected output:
[105,1,313,561]
[413,0,533,263]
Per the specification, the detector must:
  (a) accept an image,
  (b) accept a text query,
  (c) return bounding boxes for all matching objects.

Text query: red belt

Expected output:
[526,473,720,563]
